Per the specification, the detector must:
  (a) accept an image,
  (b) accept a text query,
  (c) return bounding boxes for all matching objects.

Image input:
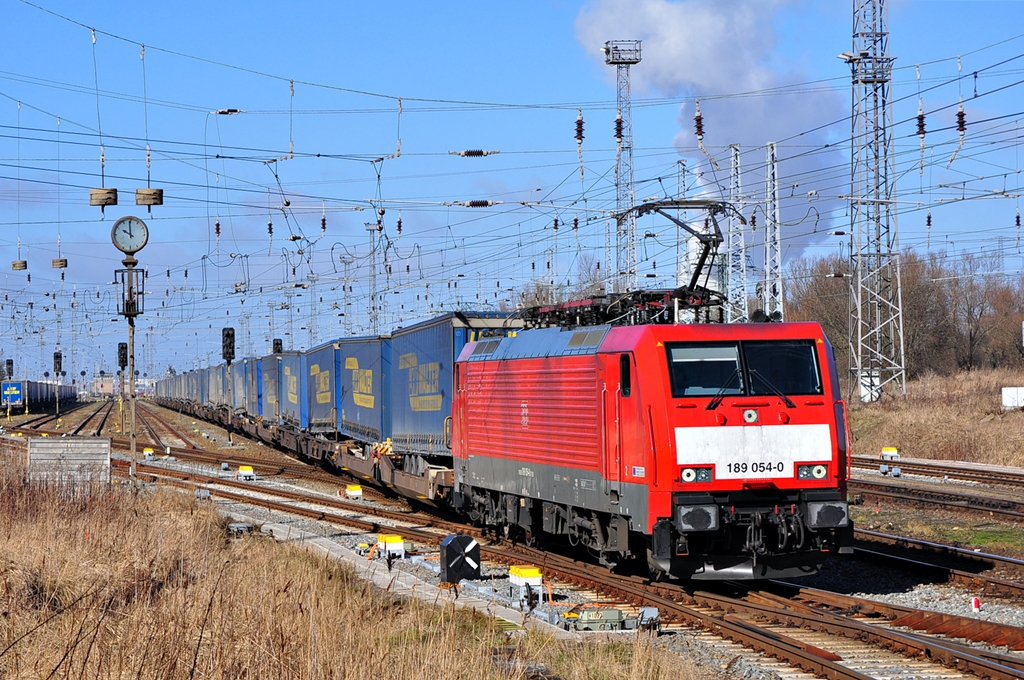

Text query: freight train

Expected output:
[156,303,853,580]
[1,379,77,413]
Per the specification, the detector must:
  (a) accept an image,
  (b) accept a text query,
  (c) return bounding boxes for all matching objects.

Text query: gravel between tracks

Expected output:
[792,555,1024,630]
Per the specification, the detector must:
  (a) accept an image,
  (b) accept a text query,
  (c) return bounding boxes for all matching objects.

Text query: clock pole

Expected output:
[116,254,145,476]
[112,216,148,479]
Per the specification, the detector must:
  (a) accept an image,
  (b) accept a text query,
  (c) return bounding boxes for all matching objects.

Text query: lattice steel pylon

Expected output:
[605,40,641,293]
[725,145,748,322]
[845,0,906,401]
[763,142,783,319]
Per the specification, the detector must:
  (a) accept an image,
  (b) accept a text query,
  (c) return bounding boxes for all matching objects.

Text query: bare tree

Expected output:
[899,250,956,377]
[943,252,1002,370]
[570,252,606,299]
[785,254,850,369]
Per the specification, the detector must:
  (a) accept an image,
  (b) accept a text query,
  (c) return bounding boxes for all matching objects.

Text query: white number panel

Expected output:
[675,424,832,480]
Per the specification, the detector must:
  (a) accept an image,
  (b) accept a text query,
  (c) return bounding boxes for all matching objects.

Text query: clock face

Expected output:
[111,216,149,255]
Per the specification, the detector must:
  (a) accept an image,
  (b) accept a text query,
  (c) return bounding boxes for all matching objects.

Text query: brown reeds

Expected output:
[849,368,1024,466]
[0,463,703,679]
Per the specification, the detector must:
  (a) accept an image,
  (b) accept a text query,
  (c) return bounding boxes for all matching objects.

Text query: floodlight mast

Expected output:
[604,40,641,293]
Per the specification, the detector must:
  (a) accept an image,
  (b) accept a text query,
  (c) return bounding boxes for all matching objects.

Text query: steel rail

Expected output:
[849,479,1024,519]
[752,584,1024,672]
[855,528,1024,579]
[68,401,113,437]
[852,455,1024,487]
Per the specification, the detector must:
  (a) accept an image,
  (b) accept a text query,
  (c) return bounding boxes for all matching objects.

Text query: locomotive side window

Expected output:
[620,354,632,397]
[744,340,822,395]
[667,343,743,397]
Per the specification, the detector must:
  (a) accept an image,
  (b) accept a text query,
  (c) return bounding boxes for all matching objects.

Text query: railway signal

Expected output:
[53,352,63,419]
[222,328,235,363]
[222,327,235,445]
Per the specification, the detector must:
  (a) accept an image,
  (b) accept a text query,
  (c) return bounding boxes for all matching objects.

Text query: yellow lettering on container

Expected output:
[316,369,331,404]
[352,369,374,408]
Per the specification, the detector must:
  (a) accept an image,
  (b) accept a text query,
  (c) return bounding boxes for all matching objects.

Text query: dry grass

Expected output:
[849,368,1024,466]
[0,463,711,680]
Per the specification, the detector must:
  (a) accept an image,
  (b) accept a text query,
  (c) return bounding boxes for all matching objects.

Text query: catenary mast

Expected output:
[843,0,906,401]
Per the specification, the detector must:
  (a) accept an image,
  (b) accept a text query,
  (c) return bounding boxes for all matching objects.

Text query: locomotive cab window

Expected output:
[666,340,822,398]
[744,340,822,396]
[667,343,743,397]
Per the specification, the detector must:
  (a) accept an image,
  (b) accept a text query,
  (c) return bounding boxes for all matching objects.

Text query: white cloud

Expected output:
[576,0,783,97]
[576,0,848,246]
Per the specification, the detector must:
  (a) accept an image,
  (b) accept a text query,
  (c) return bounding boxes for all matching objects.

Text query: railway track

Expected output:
[848,478,1024,519]
[13,401,91,431]
[67,400,115,437]
[854,528,1024,584]
[118,460,1024,680]
[853,455,1024,489]
[135,402,199,450]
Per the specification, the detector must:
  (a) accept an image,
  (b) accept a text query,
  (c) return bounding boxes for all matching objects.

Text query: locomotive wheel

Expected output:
[646,549,667,582]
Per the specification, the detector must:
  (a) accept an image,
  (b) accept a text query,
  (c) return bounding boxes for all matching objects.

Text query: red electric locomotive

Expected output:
[452,320,852,579]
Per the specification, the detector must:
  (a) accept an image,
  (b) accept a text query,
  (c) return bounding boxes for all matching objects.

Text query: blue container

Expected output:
[280,351,308,429]
[335,335,390,443]
[211,364,228,408]
[200,366,215,407]
[26,380,42,407]
[306,342,341,433]
[388,312,517,458]
[261,355,282,424]
[246,358,262,417]
[230,360,247,412]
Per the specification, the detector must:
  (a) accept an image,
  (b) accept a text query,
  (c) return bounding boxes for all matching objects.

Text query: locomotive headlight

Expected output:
[681,467,712,483]
[798,464,829,480]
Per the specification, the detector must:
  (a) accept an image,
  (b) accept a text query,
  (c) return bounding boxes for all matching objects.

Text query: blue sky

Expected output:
[1,0,1023,379]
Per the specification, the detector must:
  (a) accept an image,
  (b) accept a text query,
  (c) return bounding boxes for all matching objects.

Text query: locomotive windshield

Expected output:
[665,343,743,397]
[667,339,822,398]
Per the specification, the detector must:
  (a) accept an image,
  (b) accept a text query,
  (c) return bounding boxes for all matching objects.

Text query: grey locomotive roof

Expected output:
[463,325,612,362]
